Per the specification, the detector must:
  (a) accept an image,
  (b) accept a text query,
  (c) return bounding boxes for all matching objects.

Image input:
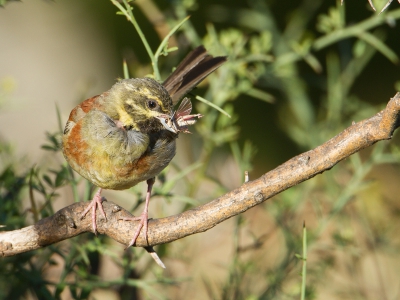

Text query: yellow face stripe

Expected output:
[117,105,137,130]
[137,87,168,112]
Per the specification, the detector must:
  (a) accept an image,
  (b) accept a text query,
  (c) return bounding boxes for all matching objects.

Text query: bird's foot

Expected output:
[81,188,107,235]
[120,211,149,248]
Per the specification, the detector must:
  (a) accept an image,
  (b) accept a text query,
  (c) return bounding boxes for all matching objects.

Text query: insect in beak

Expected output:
[172,98,202,133]
[156,98,203,134]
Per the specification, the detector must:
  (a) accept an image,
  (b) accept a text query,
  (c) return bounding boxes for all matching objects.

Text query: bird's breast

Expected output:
[63,119,177,190]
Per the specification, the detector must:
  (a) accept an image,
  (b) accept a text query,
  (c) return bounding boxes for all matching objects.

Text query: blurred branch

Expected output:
[1,93,400,256]
[314,8,400,50]
[276,8,400,68]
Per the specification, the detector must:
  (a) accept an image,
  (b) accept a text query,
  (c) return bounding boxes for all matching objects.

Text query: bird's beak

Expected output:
[156,114,178,133]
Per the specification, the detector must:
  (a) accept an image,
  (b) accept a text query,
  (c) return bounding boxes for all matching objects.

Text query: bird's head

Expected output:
[106,78,177,134]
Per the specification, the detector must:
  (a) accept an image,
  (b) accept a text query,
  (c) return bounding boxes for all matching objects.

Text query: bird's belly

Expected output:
[75,156,170,190]
[67,142,176,190]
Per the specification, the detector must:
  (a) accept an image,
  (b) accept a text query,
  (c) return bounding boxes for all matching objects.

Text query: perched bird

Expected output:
[62,46,226,247]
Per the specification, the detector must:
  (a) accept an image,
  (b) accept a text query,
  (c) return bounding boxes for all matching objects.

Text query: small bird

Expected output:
[62,46,226,247]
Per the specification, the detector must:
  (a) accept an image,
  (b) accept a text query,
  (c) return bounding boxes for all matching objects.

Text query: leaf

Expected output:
[42,174,53,188]
[55,169,67,187]
[195,95,231,118]
[244,88,275,103]
[41,145,57,152]
[123,59,130,79]
[357,31,398,64]
[295,253,303,259]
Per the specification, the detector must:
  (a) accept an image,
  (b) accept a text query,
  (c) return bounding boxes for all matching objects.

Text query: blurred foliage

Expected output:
[1,0,400,299]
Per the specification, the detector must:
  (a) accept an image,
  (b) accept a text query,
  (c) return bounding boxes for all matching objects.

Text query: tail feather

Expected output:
[163,46,227,103]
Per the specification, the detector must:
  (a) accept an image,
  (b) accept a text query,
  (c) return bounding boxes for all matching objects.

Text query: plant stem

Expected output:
[313,8,400,50]
[111,0,159,79]
[154,16,190,66]
[301,222,307,300]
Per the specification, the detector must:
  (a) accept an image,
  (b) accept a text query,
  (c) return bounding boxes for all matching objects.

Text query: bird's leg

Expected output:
[121,177,155,248]
[80,188,107,234]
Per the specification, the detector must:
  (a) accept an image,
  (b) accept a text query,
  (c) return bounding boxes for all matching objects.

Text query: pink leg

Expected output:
[80,188,107,234]
[121,178,155,247]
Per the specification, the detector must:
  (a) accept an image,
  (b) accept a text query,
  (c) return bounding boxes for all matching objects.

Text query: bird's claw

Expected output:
[80,189,107,235]
[120,211,149,248]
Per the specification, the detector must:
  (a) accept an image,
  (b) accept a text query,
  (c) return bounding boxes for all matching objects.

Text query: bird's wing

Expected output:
[63,93,149,164]
[67,94,102,124]
[83,109,149,159]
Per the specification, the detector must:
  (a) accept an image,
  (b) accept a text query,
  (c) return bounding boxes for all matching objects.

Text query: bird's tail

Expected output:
[163,45,227,104]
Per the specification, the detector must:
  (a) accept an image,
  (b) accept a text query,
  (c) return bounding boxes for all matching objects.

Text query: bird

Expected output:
[62,46,226,248]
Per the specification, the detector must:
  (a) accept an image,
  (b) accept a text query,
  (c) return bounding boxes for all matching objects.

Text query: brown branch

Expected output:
[1,93,400,257]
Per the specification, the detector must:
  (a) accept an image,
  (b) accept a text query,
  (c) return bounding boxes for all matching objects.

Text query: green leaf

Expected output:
[195,95,231,118]
[357,31,398,64]
[55,170,67,187]
[42,174,53,188]
[123,59,130,79]
[41,145,57,151]
[244,88,275,103]
[295,253,303,259]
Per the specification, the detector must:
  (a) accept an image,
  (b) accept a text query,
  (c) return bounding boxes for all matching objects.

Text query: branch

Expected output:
[1,93,400,257]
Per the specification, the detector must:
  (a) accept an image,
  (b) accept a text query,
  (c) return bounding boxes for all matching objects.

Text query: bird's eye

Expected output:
[147,100,158,109]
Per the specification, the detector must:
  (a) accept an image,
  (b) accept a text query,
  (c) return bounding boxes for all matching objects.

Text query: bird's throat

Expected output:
[116,106,138,131]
